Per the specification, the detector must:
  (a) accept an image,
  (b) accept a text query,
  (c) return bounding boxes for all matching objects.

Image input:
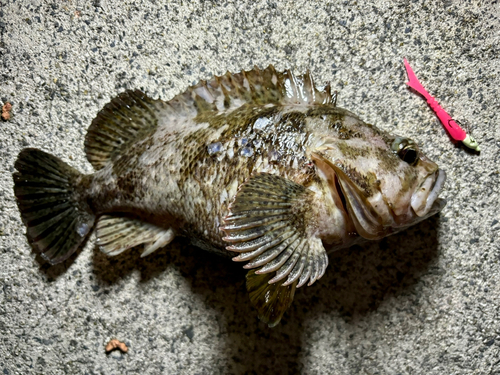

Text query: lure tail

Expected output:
[403,58,429,97]
[13,148,95,264]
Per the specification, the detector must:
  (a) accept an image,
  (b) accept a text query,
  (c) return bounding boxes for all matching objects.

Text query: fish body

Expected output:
[13,66,446,326]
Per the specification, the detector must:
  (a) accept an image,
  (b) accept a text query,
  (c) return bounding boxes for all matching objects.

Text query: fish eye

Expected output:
[399,146,419,165]
[391,137,419,166]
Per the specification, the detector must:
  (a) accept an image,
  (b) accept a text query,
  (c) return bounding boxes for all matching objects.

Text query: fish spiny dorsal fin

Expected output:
[85,90,163,170]
[221,65,336,107]
[178,65,336,118]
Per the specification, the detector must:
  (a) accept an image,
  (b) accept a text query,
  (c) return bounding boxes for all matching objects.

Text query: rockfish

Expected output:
[13,66,446,326]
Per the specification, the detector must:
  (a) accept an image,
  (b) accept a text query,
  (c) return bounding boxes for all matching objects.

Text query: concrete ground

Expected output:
[1,0,499,374]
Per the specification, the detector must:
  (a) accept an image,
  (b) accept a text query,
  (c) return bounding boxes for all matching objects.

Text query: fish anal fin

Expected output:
[141,228,175,257]
[222,173,329,293]
[96,215,174,257]
[85,90,163,170]
[246,269,297,327]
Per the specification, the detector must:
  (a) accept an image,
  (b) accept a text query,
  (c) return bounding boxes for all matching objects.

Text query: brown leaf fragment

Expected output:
[105,339,128,353]
[1,102,12,121]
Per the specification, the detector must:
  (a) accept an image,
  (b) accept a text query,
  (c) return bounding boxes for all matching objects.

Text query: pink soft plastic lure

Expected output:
[404,58,480,151]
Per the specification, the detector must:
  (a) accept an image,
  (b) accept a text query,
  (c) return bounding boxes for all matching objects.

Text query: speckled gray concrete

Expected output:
[1,1,499,374]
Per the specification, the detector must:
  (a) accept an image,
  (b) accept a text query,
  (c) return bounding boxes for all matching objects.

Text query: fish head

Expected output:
[308,110,446,240]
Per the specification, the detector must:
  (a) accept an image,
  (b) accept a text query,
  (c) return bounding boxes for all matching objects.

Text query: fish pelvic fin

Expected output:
[85,90,162,171]
[13,148,95,264]
[96,215,175,257]
[246,269,297,327]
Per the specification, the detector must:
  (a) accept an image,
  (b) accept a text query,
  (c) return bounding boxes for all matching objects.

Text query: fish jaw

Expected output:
[308,152,357,246]
[411,168,447,217]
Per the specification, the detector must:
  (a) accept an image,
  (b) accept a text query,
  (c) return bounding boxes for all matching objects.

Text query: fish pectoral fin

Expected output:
[246,269,297,327]
[221,173,329,325]
[96,215,175,257]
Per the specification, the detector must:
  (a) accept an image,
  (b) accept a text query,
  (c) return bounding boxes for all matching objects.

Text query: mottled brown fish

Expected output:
[13,66,446,326]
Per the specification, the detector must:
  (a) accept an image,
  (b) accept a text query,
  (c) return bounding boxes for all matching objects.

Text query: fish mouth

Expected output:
[411,169,447,217]
[311,152,447,241]
[334,167,447,239]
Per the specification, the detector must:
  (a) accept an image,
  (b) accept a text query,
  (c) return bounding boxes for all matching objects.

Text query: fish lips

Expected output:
[411,169,447,217]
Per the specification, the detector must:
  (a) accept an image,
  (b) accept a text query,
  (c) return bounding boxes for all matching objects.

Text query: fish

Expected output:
[13,65,446,327]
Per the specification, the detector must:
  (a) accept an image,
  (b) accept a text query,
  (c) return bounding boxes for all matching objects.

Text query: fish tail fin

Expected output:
[246,269,297,327]
[13,148,95,264]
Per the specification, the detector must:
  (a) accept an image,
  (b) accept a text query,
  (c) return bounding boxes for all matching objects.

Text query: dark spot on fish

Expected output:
[306,105,348,120]
[112,136,156,177]
[116,172,137,198]
[331,119,361,140]
[274,111,306,133]
[373,147,400,173]
[336,141,371,159]
[307,106,368,140]
[395,167,419,200]
[336,163,377,197]
[193,92,217,113]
